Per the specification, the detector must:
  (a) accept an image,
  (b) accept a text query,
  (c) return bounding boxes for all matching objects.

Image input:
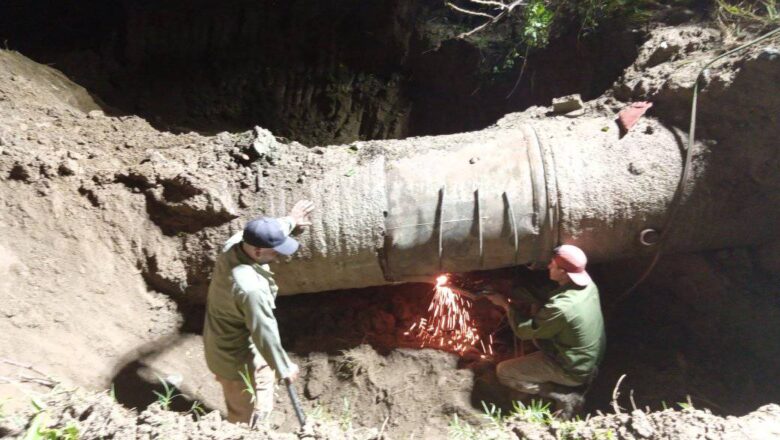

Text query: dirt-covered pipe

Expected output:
[272,115,778,295]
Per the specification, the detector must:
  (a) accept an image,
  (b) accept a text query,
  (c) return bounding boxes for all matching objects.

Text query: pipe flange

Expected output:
[639,228,661,246]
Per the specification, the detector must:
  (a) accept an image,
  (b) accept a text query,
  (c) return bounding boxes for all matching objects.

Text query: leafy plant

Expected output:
[449,411,509,440]
[554,419,579,439]
[677,401,693,410]
[522,0,555,48]
[481,401,505,428]
[600,429,616,440]
[23,403,79,440]
[717,0,779,29]
[153,377,182,411]
[189,401,206,421]
[238,365,257,404]
[308,403,334,423]
[512,398,553,424]
[448,413,481,440]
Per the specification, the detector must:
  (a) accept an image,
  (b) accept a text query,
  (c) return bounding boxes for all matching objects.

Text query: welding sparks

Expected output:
[406,274,493,357]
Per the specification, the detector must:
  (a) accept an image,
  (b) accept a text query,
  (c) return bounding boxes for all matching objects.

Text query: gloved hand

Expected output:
[283,363,300,382]
[486,294,510,312]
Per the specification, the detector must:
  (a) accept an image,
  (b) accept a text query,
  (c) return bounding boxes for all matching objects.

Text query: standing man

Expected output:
[487,244,606,418]
[203,200,315,425]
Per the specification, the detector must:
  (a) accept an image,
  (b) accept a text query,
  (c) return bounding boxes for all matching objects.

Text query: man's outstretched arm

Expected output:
[234,266,299,381]
[487,294,564,340]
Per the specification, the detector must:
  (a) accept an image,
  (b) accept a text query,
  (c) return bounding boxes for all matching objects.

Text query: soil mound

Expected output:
[2,384,779,439]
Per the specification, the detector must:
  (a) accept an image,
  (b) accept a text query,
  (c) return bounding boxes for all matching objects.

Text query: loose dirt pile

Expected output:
[2,383,779,439]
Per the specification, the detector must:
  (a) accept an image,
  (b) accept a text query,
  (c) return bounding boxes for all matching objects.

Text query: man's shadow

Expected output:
[109,301,214,414]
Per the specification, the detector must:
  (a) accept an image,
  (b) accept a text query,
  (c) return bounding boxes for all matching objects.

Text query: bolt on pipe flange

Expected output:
[639,228,661,246]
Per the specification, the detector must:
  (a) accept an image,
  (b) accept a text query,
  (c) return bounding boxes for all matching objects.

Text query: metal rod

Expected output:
[285,378,306,428]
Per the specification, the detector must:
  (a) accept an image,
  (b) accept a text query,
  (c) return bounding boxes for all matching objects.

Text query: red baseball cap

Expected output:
[553,245,592,286]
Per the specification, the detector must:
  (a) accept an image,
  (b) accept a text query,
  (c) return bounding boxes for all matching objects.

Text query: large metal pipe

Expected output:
[271,115,778,295]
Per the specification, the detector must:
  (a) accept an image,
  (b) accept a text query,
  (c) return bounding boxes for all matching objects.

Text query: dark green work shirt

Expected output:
[508,282,606,383]
[203,219,295,381]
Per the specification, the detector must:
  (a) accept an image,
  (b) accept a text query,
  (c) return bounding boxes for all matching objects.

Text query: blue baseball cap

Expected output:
[242,217,299,256]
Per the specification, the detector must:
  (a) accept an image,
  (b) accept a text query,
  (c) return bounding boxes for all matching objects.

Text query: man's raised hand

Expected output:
[289,200,315,227]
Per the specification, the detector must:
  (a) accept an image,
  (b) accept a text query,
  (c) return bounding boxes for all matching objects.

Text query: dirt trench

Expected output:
[0,5,780,439]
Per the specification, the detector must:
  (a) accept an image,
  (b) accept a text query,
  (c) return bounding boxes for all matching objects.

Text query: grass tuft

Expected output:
[512,399,553,424]
[237,365,257,405]
[23,400,80,440]
[152,376,182,411]
[717,0,779,31]
[337,348,376,382]
[189,400,206,421]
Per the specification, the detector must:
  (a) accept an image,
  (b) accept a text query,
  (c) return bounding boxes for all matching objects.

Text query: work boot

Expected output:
[537,383,585,420]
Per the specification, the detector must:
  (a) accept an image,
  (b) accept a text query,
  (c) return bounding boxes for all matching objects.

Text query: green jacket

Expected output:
[203,218,295,381]
[508,282,606,383]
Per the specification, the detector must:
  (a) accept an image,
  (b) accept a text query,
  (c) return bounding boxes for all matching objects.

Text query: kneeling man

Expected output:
[488,245,606,417]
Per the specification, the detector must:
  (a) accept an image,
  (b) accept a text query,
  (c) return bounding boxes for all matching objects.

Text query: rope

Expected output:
[615,26,780,305]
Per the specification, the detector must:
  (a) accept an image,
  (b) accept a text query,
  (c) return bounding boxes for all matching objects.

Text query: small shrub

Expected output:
[522,0,555,48]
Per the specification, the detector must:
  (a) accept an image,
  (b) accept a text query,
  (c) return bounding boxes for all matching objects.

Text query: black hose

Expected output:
[616,26,780,305]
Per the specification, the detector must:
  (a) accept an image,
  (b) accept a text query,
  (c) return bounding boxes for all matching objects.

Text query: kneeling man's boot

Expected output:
[537,383,585,420]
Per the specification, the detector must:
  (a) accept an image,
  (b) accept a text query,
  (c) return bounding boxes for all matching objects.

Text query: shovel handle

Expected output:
[285,378,306,427]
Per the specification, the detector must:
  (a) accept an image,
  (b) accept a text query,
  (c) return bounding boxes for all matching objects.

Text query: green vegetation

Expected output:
[512,399,553,424]
[448,399,620,440]
[522,0,555,48]
[23,400,80,440]
[152,377,182,411]
[451,0,657,89]
[307,398,364,437]
[716,0,779,30]
[23,415,79,440]
[449,413,486,439]
[677,396,695,410]
[238,365,257,404]
[188,400,207,421]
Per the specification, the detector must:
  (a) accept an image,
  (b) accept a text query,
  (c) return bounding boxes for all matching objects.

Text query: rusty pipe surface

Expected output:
[271,115,779,295]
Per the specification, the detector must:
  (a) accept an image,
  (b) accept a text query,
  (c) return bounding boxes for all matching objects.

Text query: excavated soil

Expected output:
[1,18,780,440]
